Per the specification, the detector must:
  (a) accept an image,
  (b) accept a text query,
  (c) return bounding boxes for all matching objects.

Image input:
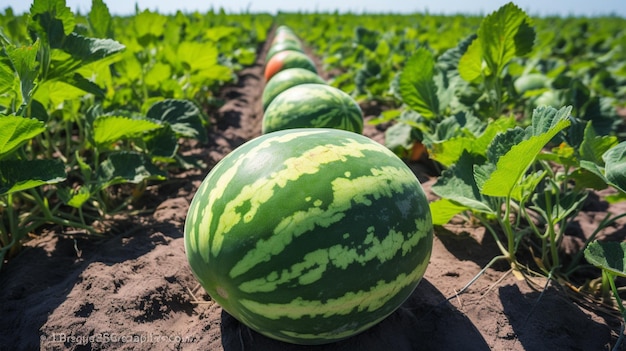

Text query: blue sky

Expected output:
[3,0,625,17]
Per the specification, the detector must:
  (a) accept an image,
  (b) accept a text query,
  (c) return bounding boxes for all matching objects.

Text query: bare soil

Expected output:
[1,29,625,351]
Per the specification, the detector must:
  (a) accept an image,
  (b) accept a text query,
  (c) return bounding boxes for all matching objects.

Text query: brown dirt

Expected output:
[1,29,626,351]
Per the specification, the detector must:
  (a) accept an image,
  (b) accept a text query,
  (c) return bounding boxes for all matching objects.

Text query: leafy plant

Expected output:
[584,241,626,350]
[429,104,626,285]
[1,0,265,269]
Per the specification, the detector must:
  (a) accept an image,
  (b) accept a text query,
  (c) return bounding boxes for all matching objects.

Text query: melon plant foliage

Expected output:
[184,128,433,345]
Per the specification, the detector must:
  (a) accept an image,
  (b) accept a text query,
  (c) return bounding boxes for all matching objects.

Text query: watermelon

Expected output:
[262,68,326,111]
[262,83,363,134]
[266,41,304,62]
[272,28,302,47]
[264,50,317,82]
[184,128,433,345]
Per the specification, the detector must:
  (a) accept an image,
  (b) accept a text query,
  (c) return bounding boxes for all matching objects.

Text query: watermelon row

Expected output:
[262,25,364,134]
[184,25,434,346]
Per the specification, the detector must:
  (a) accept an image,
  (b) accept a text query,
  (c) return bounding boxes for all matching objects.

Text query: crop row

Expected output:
[0,0,272,268]
[0,0,625,339]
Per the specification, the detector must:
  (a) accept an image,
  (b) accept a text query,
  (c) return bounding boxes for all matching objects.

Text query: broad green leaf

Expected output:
[486,126,527,163]
[29,0,75,47]
[603,141,626,193]
[133,11,167,44]
[48,33,125,78]
[580,121,618,165]
[88,0,112,38]
[478,2,535,78]
[458,37,483,83]
[64,73,105,97]
[58,186,91,208]
[97,151,166,189]
[93,116,162,146]
[0,159,66,195]
[144,62,172,88]
[510,170,546,202]
[0,49,17,96]
[34,80,91,109]
[432,151,494,213]
[437,33,477,75]
[431,116,515,167]
[399,47,439,118]
[584,241,626,278]
[5,40,40,108]
[146,99,207,142]
[0,115,45,159]
[429,198,470,225]
[529,105,573,136]
[384,122,414,153]
[481,107,572,197]
[204,26,238,42]
[144,125,178,161]
[177,41,218,72]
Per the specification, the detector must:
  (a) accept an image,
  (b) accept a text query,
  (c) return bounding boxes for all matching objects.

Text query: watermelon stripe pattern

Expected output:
[185,129,433,344]
[262,83,364,134]
[262,68,326,110]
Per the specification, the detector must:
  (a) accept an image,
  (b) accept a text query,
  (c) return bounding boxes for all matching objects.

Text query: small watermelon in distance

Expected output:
[264,50,317,82]
[266,41,304,62]
[262,68,326,111]
[184,128,434,345]
[272,27,302,47]
[262,83,363,134]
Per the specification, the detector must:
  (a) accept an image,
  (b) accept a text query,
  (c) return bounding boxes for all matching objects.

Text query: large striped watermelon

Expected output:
[264,50,317,82]
[184,128,433,345]
[262,68,326,111]
[262,83,363,134]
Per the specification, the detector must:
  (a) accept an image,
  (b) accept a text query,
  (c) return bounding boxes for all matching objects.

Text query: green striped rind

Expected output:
[262,83,364,134]
[271,27,302,48]
[265,50,317,81]
[267,41,304,62]
[262,68,326,111]
[184,129,433,345]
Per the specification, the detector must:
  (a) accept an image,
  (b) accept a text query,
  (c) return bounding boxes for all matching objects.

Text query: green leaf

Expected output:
[529,105,572,137]
[478,2,535,78]
[48,33,125,78]
[458,37,483,83]
[133,11,168,44]
[146,99,207,142]
[97,151,166,189]
[481,106,572,197]
[432,151,494,213]
[177,41,218,72]
[93,116,162,146]
[144,124,178,160]
[0,50,16,96]
[603,141,626,193]
[431,116,515,167]
[0,159,66,195]
[88,0,112,38]
[510,170,546,202]
[58,186,91,208]
[4,40,40,108]
[584,241,626,278]
[29,0,75,47]
[0,115,46,159]
[580,121,618,165]
[429,198,470,225]
[399,48,439,118]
